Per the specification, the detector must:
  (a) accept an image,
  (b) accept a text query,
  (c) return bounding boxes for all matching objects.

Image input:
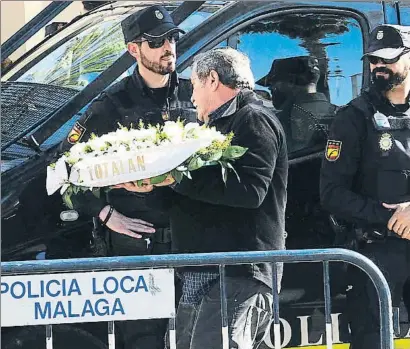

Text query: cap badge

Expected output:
[155,10,164,20]
[379,133,393,151]
[376,31,384,40]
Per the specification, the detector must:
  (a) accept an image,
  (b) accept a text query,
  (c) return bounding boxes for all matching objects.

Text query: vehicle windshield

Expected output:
[2,2,226,90]
[0,2,227,174]
[14,17,127,90]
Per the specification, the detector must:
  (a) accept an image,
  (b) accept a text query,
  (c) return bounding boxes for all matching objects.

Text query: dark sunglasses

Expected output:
[134,32,180,49]
[368,50,409,65]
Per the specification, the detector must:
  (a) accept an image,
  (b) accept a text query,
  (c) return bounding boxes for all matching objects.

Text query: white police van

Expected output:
[2,1,410,348]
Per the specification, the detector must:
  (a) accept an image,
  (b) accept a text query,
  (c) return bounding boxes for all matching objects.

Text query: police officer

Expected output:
[257,56,337,153]
[320,25,410,349]
[59,5,194,348]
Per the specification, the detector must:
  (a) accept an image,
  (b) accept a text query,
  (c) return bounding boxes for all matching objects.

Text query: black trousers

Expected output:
[347,238,410,349]
[107,231,173,349]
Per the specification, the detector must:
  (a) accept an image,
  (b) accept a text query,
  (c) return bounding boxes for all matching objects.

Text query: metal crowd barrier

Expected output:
[1,248,394,349]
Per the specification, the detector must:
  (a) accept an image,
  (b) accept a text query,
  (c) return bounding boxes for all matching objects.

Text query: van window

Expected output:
[16,18,127,90]
[234,13,364,154]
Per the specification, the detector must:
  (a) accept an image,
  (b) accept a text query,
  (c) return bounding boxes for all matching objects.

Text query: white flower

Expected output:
[87,137,108,152]
[163,121,184,144]
[99,133,118,146]
[198,127,226,142]
[115,128,130,141]
[184,122,201,132]
[184,122,202,138]
[69,142,88,157]
[130,128,157,141]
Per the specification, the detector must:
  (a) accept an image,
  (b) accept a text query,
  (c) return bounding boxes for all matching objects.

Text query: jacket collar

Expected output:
[294,92,329,102]
[368,86,410,114]
[211,89,261,122]
[130,65,179,100]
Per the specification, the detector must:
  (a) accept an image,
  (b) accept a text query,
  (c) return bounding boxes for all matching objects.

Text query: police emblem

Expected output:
[155,10,164,19]
[67,121,86,144]
[376,30,383,40]
[379,133,393,151]
[325,140,342,161]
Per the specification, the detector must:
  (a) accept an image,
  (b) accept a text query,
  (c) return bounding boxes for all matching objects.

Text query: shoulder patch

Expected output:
[325,140,342,161]
[67,121,86,144]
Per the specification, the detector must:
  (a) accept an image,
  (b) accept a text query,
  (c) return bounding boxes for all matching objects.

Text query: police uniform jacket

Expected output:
[278,92,337,153]
[320,87,410,228]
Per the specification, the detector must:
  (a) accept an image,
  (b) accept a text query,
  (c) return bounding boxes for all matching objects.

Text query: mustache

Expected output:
[372,67,393,76]
[161,51,174,59]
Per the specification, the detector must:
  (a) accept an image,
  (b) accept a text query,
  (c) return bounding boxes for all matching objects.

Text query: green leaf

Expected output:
[205,149,223,162]
[222,146,248,159]
[187,157,204,171]
[171,169,183,183]
[91,188,101,198]
[183,171,192,180]
[226,162,241,182]
[62,187,74,209]
[202,160,218,167]
[221,164,228,184]
[136,179,144,187]
[150,174,168,185]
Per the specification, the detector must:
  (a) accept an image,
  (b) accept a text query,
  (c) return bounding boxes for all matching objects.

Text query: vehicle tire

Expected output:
[2,325,108,349]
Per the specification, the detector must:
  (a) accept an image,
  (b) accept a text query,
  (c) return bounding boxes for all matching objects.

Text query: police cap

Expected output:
[363,25,410,60]
[256,56,320,87]
[121,5,185,43]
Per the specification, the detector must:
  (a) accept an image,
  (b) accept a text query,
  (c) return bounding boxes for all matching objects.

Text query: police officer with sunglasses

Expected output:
[59,5,195,349]
[320,25,410,349]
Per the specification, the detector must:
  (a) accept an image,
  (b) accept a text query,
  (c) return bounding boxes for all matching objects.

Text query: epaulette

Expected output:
[105,77,134,109]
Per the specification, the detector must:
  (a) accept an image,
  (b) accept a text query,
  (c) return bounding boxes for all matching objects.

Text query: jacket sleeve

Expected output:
[173,108,283,208]
[319,107,392,225]
[58,94,121,217]
[59,93,120,152]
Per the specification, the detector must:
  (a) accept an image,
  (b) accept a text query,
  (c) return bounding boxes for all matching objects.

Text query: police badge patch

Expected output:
[325,140,342,161]
[67,121,86,144]
[379,133,393,151]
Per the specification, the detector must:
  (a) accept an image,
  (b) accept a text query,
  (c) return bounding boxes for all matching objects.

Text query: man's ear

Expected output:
[127,42,140,60]
[209,70,220,91]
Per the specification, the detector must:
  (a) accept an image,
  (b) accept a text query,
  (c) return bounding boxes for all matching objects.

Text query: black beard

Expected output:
[371,67,407,92]
[140,50,175,75]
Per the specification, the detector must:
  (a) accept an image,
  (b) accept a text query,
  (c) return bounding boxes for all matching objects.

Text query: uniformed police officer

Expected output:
[59,5,194,348]
[257,56,337,153]
[320,25,410,349]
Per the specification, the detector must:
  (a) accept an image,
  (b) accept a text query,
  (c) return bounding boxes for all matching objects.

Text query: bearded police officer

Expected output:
[320,25,410,349]
[59,5,194,349]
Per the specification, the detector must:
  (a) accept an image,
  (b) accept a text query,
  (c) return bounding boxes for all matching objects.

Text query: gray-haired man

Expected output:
[127,47,289,348]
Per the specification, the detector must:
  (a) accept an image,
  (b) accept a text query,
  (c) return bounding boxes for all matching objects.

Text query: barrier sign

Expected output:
[1,269,175,327]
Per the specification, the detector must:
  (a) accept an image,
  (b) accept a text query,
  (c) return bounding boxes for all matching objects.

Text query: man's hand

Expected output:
[99,205,155,239]
[383,202,410,240]
[113,181,154,193]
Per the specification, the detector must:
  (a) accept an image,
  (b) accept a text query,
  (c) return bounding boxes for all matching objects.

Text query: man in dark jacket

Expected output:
[257,56,337,153]
[59,5,194,349]
[123,47,288,348]
[320,24,410,349]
